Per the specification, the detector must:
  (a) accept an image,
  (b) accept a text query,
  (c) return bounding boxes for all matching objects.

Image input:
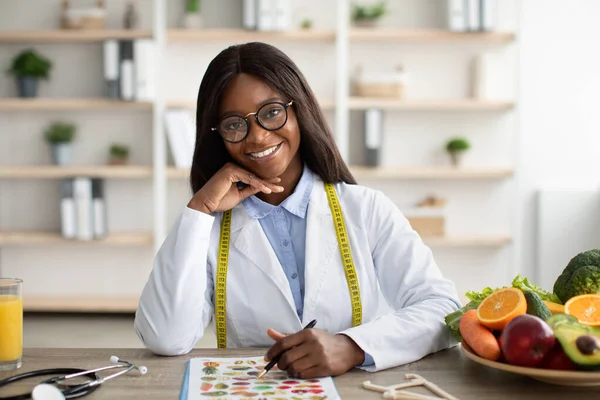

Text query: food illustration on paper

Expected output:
[186,356,340,399]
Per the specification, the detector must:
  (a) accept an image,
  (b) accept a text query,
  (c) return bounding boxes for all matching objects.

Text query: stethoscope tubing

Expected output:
[0,368,100,400]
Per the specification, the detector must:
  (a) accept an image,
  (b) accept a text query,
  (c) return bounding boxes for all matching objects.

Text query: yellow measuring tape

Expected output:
[215,182,362,348]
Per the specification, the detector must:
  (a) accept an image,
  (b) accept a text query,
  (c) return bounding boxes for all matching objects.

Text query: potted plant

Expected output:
[7,49,52,98]
[351,1,387,28]
[445,137,471,166]
[44,122,76,165]
[300,18,313,30]
[182,0,203,29]
[109,143,130,165]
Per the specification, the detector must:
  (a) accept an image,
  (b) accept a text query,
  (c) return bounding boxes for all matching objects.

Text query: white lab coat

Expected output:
[134,174,461,372]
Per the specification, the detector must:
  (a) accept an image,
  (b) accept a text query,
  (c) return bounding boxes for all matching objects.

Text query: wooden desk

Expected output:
[1,347,599,399]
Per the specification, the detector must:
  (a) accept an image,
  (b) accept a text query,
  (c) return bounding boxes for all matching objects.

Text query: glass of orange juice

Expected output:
[0,278,23,371]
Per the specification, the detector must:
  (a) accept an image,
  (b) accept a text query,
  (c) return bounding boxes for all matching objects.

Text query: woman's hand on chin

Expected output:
[187,162,284,214]
[264,328,365,379]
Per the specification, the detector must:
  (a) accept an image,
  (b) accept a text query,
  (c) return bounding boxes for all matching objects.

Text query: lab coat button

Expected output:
[283,240,289,246]
[292,273,298,279]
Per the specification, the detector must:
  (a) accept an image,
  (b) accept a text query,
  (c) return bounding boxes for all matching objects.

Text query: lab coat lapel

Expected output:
[302,178,338,324]
[230,205,298,317]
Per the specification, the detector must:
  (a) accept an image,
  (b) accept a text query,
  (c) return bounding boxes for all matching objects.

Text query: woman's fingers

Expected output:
[231,170,283,194]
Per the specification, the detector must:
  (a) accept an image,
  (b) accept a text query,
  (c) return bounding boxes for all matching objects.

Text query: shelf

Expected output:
[0,98,153,111]
[423,235,512,247]
[166,98,336,110]
[0,30,152,43]
[0,166,153,179]
[167,29,335,42]
[169,166,513,180]
[0,166,512,181]
[348,98,515,111]
[166,28,515,43]
[23,296,139,313]
[0,232,152,246]
[349,29,515,43]
[350,166,513,180]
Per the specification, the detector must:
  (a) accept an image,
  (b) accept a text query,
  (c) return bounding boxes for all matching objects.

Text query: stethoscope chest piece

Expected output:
[31,384,65,400]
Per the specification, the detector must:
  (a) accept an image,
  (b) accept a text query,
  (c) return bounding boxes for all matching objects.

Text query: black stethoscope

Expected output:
[0,356,147,400]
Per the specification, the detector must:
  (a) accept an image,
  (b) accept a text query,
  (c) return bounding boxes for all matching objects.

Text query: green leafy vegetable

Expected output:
[465,286,502,302]
[511,274,562,304]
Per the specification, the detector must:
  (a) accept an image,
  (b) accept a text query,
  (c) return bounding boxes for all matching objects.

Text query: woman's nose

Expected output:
[246,118,271,144]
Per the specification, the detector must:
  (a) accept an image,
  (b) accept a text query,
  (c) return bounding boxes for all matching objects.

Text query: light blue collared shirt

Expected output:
[242,165,313,319]
[242,166,374,366]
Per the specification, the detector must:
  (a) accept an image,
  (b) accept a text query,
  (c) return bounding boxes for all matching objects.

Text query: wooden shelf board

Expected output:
[423,235,512,247]
[168,168,191,179]
[0,98,152,111]
[166,99,335,110]
[23,296,139,313]
[349,28,515,42]
[168,29,335,41]
[350,166,514,179]
[0,166,512,180]
[348,98,515,111]
[0,232,152,246]
[0,30,152,43]
[0,166,153,179]
[169,166,513,180]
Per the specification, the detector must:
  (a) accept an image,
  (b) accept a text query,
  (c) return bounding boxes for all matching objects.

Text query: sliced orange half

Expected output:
[476,287,527,330]
[565,294,600,327]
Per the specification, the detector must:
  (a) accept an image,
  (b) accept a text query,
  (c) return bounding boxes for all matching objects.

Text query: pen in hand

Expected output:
[258,319,317,379]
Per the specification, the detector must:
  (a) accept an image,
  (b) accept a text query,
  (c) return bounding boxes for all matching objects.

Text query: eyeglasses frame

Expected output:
[211,100,294,143]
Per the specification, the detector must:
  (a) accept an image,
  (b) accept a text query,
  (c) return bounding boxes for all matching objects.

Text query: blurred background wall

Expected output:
[0,0,598,347]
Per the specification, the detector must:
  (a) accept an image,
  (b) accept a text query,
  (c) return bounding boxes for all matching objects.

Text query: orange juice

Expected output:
[0,295,23,362]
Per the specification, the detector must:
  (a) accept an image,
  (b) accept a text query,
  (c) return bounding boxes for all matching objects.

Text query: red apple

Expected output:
[500,314,556,367]
[540,343,576,370]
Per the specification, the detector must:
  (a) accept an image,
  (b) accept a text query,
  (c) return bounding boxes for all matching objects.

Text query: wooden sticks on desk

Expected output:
[363,373,460,400]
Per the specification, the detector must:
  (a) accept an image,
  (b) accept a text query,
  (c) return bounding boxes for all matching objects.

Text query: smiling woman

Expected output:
[134,41,462,380]
[189,41,355,207]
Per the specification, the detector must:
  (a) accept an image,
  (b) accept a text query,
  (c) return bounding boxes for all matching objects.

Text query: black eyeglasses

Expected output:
[211,100,293,143]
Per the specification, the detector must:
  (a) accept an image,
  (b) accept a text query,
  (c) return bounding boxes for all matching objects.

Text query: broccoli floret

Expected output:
[554,249,600,303]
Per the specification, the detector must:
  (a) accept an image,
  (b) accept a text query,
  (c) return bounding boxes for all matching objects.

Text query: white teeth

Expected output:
[250,145,278,158]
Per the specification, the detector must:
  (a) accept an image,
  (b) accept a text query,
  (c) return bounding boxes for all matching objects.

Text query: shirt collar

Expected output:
[242,165,314,220]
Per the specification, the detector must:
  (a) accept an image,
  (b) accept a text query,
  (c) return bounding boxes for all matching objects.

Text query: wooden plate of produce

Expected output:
[461,342,600,386]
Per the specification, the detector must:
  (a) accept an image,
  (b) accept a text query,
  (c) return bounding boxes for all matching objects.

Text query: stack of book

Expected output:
[102,39,156,101]
[60,178,107,241]
[446,0,498,32]
[243,0,292,31]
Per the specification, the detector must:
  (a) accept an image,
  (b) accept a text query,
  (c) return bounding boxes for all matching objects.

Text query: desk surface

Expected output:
[1,347,599,399]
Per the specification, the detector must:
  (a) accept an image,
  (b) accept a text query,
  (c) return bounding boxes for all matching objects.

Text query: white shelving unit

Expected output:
[0,0,519,311]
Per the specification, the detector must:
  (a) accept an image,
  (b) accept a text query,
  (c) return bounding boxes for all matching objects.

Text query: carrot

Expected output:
[460,309,501,361]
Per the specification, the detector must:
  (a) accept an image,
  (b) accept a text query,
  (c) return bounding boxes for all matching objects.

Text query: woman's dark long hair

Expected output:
[190,42,356,194]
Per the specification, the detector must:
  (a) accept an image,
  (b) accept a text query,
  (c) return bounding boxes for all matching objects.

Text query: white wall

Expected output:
[0,0,527,305]
[518,0,600,287]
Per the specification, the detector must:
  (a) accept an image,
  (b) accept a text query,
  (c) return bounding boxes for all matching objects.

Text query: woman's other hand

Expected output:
[264,328,365,379]
[187,163,284,214]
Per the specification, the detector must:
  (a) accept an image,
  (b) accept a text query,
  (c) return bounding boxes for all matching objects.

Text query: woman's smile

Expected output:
[246,142,283,163]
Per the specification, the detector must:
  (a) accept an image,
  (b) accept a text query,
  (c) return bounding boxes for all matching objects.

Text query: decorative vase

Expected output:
[51,143,72,166]
[449,151,464,167]
[182,12,203,29]
[17,77,39,98]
